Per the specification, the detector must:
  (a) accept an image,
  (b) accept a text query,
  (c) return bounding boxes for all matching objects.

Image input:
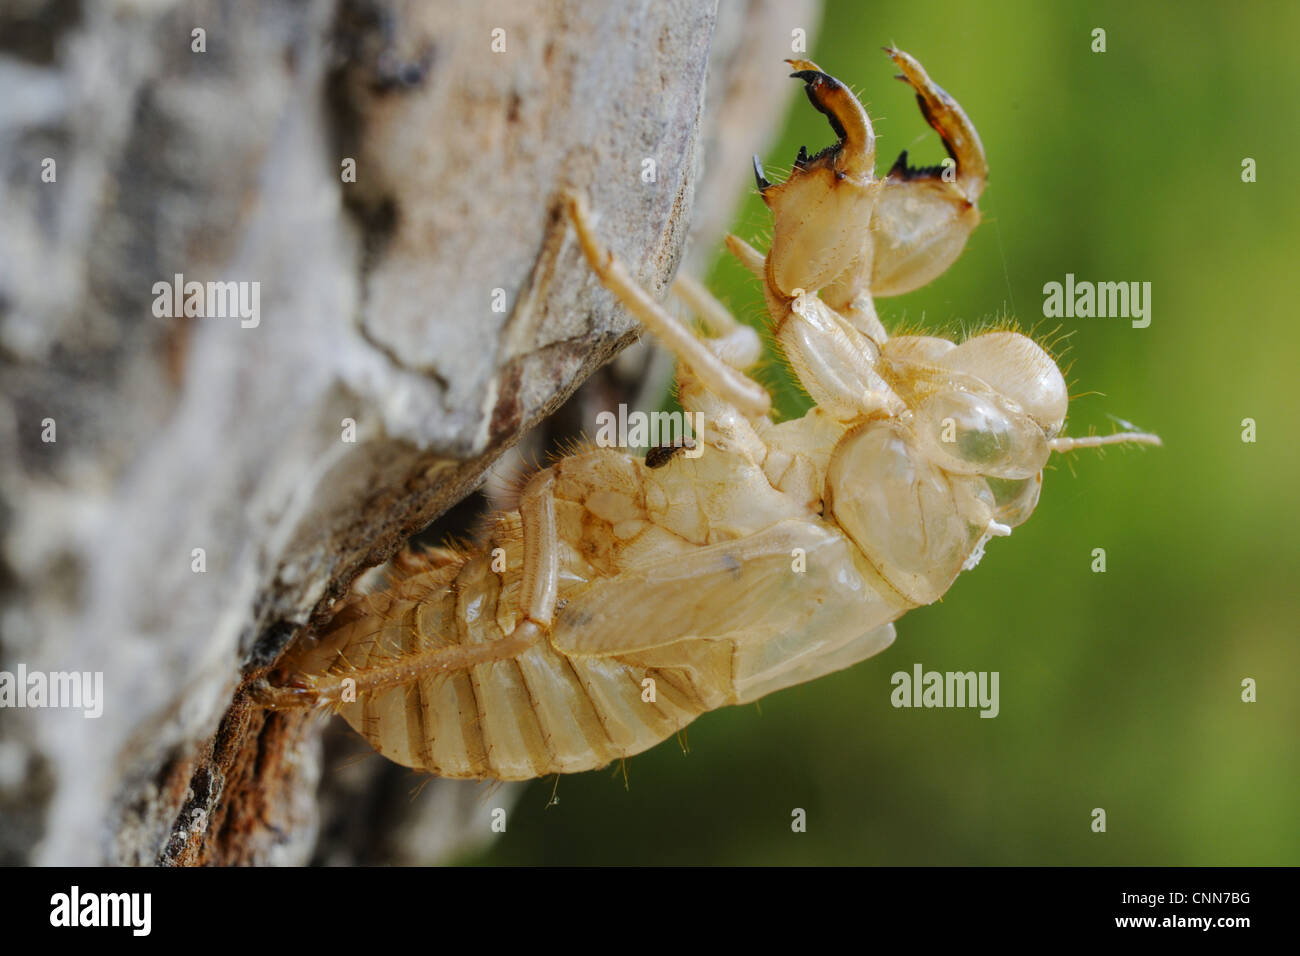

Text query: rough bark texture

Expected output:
[0,0,817,865]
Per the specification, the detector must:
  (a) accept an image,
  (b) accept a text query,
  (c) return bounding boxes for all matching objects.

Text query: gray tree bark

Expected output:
[0,0,817,865]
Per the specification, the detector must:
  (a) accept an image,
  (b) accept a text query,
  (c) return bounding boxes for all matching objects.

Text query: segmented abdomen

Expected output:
[268,443,851,780]
[288,534,716,781]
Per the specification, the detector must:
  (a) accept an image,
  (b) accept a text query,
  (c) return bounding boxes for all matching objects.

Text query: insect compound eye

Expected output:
[985,473,1043,529]
[827,421,994,605]
[913,388,1049,480]
[937,331,1068,438]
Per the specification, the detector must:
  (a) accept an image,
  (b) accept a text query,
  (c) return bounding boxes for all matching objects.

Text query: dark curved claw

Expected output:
[789,69,848,141]
[882,46,987,200]
[753,154,771,192]
[781,60,874,177]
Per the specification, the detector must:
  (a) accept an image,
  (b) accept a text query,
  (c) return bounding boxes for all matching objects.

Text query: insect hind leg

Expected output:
[563,190,770,419]
[670,272,763,371]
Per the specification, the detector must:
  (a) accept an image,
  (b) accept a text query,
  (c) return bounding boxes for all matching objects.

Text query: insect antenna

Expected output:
[1049,428,1162,454]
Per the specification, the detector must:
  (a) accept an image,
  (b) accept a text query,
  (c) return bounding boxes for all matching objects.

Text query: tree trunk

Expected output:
[0,0,817,865]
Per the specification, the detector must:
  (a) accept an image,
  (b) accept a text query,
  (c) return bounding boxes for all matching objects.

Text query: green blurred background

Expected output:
[476,0,1299,864]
